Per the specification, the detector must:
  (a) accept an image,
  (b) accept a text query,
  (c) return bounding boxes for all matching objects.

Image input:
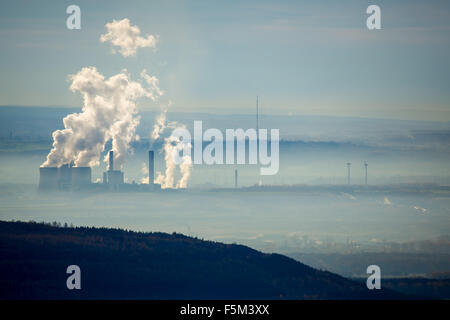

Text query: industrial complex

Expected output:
[39,150,160,192]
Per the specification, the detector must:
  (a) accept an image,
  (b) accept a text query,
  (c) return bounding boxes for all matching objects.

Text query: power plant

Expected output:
[39,150,160,192]
[104,150,124,190]
[39,165,91,191]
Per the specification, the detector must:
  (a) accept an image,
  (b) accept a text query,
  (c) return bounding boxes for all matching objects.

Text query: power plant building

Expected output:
[72,167,92,189]
[38,165,91,191]
[103,151,124,190]
[39,149,160,192]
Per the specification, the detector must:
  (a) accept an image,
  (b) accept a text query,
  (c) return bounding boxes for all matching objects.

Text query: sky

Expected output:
[1,0,450,121]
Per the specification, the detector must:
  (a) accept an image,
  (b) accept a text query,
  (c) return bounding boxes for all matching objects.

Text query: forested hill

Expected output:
[0,220,403,299]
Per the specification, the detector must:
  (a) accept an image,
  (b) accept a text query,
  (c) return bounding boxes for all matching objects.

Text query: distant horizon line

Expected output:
[1,105,449,124]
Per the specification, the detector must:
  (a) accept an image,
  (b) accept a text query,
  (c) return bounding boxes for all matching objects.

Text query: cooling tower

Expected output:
[58,164,72,190]
[39,167,59,190]
[148,150,154,184]
[71,167,92,188]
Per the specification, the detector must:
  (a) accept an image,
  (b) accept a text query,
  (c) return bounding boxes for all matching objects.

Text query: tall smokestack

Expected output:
[256,96,259,138]
[148,150,154,184]
[346,162,351,185]
[364,161,368,185]
[109,150,114,171]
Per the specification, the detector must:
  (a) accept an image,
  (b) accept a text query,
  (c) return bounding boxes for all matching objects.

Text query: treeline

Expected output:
[0,220,405,300]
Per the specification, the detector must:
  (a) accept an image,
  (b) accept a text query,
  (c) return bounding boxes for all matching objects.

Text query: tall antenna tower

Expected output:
[256,96,259,137]
[364,161,368,185]
[346,162,351,185]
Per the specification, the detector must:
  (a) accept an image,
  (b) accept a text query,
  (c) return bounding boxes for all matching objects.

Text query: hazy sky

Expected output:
[1,0,450,121]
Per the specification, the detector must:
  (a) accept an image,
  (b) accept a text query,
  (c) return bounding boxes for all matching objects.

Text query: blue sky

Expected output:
[1,0,450,121]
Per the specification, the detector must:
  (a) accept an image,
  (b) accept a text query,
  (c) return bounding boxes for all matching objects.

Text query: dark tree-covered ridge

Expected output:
[0,220,404,299]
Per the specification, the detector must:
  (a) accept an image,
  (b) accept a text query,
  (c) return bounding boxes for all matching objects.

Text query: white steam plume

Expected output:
[176,152,193,188]
[152,110,167,142]
[155,135,177,188]
[42,67,162,168]
[148,99,193,188]
[151,101,176,144]
[100,18,158,57]
[140,162,149,184]
[154,126,192,189]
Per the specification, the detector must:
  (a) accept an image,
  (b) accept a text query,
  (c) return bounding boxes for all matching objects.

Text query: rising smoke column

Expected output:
[42,67,162,168]
[154,131,192,189]
[148,99,193,188]
[140,162,149,184]
[98,17,193,187]
[176,150,193,188]
[151,110,168,142]
[155,135,178,188]
[150,101,180,144]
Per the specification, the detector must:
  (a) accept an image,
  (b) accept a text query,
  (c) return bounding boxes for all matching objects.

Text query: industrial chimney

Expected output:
[148,150,154,185]
[364,161,368,185]
[109,150,114,171]
[346,162,351,185]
